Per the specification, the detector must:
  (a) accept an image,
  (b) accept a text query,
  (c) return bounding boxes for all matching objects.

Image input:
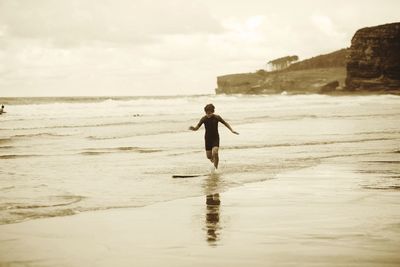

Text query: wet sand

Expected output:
[1,157,400,267]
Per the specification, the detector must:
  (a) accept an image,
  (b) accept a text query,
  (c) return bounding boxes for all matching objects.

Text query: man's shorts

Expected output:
[205,135,219,151]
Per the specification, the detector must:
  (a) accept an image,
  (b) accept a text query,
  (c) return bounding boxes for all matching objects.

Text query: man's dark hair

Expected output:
[204,104,215,113]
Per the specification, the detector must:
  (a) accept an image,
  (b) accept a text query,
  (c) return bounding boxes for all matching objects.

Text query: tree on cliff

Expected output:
[267,55,299,71]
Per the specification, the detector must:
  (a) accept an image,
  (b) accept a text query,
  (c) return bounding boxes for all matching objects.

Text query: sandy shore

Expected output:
[1,160,400,267]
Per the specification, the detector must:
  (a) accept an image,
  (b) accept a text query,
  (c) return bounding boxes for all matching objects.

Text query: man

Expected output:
[189,104,239,170]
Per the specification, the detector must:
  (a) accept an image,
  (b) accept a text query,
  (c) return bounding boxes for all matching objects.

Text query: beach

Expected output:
[1,94,400,266]
[1,157,399,266]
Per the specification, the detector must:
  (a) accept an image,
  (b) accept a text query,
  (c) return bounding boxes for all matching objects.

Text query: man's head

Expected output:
[204,104,215,117]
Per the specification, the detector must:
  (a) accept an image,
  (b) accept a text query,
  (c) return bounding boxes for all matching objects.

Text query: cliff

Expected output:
[216,22,400,95]
[216,67,346,94]
[216,49,348,94]
[345,22,400,93]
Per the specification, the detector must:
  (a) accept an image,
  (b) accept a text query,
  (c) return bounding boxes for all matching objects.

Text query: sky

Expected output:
[0,0,399,97]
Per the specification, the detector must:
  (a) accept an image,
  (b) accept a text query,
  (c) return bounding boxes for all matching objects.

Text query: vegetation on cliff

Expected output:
[216,48,348,94]
[267,55,299,71]
[286,49,348,71]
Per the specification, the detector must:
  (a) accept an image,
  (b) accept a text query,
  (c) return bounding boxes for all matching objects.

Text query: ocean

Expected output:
[1,94,399,225]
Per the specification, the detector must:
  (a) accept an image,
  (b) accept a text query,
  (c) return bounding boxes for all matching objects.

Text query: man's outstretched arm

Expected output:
[219,116,239,135]
[189,117,204,131]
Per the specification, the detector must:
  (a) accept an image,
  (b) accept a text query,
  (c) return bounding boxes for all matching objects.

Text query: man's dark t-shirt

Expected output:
[197,114,226,150]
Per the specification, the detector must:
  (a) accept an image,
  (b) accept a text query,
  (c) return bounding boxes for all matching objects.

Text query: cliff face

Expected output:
[345,23,400,92]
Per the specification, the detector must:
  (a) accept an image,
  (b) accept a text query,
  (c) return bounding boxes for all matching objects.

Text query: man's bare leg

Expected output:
[212,146,219,169]
[206,150,213,163]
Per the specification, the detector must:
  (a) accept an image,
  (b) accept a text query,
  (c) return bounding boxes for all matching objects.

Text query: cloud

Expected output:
[220,16,265,43]
[1,0,400,96]
[311,14,339,37]
[0,0,223,47]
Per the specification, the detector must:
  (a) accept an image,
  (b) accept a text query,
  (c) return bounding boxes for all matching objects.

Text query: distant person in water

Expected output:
[189,104,239,170]
[0,105,4,115]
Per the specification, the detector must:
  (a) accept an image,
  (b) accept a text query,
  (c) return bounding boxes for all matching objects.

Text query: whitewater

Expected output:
[0,94,399,224]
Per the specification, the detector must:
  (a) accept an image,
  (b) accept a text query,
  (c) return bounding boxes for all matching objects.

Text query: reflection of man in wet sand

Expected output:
[203,173,222,245]
[206,193,221,244]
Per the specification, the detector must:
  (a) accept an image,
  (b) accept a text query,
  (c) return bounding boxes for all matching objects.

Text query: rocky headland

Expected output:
[346,22,400,93]
[215,22,400,95]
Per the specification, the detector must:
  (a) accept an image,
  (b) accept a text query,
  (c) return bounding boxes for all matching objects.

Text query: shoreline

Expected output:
[216,90,400,96]
[1,158,399,266]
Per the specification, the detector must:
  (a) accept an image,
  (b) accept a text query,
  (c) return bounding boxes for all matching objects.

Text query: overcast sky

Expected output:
[1,0,399,97]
